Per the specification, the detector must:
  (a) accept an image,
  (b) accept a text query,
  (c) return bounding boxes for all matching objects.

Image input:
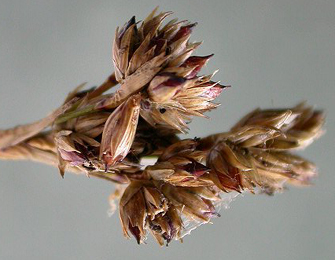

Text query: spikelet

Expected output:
[100,94,141,168]
[93,9,225,133]
[118,179,219,245]
[203,103,324,194]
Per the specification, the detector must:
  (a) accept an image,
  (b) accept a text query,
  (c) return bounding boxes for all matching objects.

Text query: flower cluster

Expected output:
[0,9,324,246]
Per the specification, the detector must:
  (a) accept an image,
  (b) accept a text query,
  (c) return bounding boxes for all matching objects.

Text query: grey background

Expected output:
[0,0,334,259]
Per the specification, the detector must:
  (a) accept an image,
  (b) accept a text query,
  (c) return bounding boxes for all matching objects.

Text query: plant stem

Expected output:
[55,105,96,124]
[55,73,118,124]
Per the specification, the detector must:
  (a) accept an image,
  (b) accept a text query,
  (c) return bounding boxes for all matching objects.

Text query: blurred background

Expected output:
[0,0,334,259]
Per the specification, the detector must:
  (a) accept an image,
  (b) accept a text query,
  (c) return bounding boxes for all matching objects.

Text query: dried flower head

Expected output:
[94,8,226,133]
[203,103,324,194]
[0,8,325,246]
[118,179,220,245]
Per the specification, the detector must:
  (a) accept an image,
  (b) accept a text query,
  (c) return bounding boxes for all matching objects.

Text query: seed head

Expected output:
[0,7,325,247]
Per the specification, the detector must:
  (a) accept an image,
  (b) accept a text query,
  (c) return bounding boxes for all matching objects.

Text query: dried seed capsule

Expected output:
[100,94,141,169]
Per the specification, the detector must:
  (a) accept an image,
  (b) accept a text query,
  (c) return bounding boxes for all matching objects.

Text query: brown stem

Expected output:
[54,73,118,124]
[0,141,128,183]
[0,98,77,149]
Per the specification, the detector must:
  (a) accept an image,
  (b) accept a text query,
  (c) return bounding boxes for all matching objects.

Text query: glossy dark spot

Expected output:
[159,108,166,114]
